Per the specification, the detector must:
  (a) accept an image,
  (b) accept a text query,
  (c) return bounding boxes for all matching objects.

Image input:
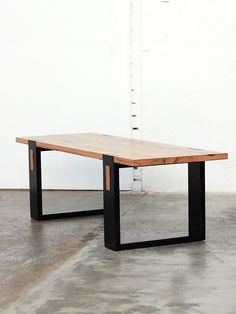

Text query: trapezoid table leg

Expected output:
[102,158,206,251]
[28,141,103,221]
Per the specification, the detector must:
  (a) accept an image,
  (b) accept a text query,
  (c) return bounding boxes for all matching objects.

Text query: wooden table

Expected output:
[16,133,228,251]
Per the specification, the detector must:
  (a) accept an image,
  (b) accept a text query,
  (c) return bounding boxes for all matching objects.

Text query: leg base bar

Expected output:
[32,209,104,221]
[107,236,204,251]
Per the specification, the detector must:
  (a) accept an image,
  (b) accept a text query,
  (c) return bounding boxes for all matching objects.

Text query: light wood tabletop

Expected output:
[16,133,228,167]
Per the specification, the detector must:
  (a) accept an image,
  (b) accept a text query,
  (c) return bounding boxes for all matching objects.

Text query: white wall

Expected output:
[141,0,236,192]
[0,0,133,190]
[0,0,235,192]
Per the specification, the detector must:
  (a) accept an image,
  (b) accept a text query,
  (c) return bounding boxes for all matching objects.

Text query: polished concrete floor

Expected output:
[1,190,236,313]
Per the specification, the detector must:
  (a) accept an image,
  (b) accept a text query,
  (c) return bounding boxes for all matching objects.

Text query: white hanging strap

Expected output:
[129,0,142,192]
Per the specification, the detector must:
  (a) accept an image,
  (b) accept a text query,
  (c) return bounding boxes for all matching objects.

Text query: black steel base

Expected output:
[28,141,103,221]
[28,140,206,251]
[103,155,206,251]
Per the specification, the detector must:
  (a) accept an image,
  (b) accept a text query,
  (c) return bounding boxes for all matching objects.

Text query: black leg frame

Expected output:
[103,155,205,251]
[28,141,103,220]
[28,141,205,250]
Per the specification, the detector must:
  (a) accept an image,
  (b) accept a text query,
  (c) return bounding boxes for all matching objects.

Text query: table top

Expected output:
[16,133,228,167]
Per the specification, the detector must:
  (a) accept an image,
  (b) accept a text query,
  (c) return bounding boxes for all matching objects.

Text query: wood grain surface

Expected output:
[16,133,228,167]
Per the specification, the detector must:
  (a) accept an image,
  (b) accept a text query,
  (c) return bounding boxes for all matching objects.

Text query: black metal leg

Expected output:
[28,141,103,221]
[103,155,121,251]
[102,157,206,251]
[29,141,43,220]
[188,162,205,240]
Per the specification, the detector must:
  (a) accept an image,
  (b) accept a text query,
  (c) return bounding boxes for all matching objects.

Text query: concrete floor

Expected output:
[1,191,236,313]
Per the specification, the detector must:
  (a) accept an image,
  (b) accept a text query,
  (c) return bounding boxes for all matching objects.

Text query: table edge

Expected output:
[16,137,228,167]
